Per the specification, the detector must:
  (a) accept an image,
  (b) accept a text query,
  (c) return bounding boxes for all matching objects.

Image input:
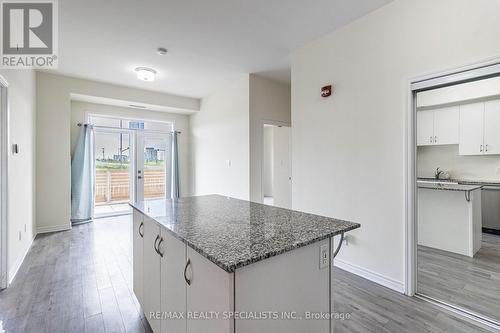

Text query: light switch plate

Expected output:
[319,244,329,269]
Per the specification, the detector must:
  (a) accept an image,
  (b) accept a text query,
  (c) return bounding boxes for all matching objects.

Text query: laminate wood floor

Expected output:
[418,233,500,323]
[0,215,495,332]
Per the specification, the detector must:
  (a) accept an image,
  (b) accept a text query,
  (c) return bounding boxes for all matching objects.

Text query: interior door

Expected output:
[135,132,172,203]
[459,103,484,155]
[273,126,292,209]
[416,110,434,146]
[484,100,500,155]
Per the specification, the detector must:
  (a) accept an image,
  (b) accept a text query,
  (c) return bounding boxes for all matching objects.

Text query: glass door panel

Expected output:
[94,130,133,217]
[136,133,171,202]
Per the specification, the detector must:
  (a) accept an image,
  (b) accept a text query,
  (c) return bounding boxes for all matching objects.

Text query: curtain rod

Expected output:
[77,123,181,134]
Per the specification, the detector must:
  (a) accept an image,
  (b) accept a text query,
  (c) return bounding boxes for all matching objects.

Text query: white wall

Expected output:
[71,101,192,197]
[249,74,291,202]
[417,76,500,108]
[262,125,274,197]
[291,0,500,290]
[190,75,250,200]
[36,72,199,233]
[0,70,36,282]
[418,145,500,182]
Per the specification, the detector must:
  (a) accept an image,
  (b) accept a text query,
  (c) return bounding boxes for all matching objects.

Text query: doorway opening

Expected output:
[407,59,500,329]
[88,115,172,218]
[262,123,291,208]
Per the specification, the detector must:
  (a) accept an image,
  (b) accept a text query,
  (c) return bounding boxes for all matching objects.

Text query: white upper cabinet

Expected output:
[417,106,459,146]
[459,102,484,155]
[484,100,500,155]
[433,106,460,145]
[417,110,434,146]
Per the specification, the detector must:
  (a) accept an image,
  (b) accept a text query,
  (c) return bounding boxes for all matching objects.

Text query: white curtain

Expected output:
[71,125,95,224]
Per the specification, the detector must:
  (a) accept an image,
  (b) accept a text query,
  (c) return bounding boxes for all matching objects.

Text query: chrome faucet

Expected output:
[435,167,444,180]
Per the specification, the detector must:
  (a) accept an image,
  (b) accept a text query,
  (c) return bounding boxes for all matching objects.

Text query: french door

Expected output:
[135,132,172,202]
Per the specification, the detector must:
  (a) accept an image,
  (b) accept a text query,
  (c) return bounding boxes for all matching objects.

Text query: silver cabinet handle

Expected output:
[480,145,484,152]
[184,259,191,286]
[430,136,433,143]
[157,237,164,257]
[434,136,437,143]
[138,222,144,238]
[154,235,160,255]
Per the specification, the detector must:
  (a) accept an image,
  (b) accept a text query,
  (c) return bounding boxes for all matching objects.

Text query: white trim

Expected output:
[0,76,8,289]
[334,259,404,293]
[7,235,34,285]
[36,224,71,234]
[405,57,500,296]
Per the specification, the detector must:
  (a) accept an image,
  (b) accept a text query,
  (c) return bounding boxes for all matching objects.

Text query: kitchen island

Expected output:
[418,182,482,257]
[130,195,360,333]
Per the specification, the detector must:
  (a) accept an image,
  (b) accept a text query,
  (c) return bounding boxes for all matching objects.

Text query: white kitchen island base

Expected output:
[418,186,482,257]
[131,196,359,333]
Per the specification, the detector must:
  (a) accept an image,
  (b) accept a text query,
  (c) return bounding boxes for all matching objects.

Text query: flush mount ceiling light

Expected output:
[135,67,157,82]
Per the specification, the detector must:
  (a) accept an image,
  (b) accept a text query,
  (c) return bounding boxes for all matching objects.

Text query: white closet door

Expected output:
[433,106,459,145]
[484,100,500,155]
[417,110,434,146]
[459,103,484,155]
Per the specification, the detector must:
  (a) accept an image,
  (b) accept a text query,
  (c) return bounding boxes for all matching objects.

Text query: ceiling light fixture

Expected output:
[135,67,156,82]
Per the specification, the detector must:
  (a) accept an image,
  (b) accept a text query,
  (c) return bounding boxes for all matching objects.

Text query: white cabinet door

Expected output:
[186,247,233,333]
[143,217,162,333]
[417,110,434,146]
[161,229,187,333]
[484,100,500,155]
[459,103,484,155]
[132,210,144,305]
[433,106,459,145]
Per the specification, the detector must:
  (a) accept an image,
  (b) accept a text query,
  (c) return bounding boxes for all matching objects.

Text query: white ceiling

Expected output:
[53,0,391,99]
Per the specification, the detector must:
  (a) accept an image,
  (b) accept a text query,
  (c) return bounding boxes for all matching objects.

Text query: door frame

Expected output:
[0,75,9,289]
[260,120,291,206]
[405,57,500,326]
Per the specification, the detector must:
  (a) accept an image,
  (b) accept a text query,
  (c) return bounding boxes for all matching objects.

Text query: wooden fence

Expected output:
[95,170,166,203]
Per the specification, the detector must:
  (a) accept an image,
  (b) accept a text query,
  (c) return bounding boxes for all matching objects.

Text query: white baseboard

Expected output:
[36,224,71,234]
[334,259,405,293]
[8,235,35,285]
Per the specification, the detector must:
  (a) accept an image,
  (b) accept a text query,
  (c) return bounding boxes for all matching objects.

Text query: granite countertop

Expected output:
[418,177,500,186]
[417,182,482,192]
[130,195,360,273]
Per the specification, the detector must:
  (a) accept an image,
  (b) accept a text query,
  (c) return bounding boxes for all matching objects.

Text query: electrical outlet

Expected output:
[319,244,329,269]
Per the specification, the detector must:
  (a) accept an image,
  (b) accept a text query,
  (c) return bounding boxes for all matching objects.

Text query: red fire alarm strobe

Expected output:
[321,85,332,98]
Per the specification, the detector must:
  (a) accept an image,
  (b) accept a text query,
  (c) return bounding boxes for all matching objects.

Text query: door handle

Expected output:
[480,145,484,152]
[430,136,433,143]
[184,259,191,286]
[137,176,142,179]
[434,136,437,143]
[154,235,160,254]
[138,222,144,238]
[486,144,489,152]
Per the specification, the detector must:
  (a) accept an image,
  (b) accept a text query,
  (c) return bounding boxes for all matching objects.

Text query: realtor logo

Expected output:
[1,0,58,68]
